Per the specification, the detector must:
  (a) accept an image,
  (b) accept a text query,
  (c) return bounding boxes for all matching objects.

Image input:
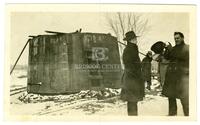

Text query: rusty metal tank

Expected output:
[27,32,122,94]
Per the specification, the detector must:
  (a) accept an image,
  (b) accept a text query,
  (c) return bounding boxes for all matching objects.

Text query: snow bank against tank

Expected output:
[18,88,121,103]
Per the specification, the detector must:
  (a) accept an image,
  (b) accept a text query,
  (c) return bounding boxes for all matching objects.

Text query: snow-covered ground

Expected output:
[9,69,184,116]
[10,69,27,89]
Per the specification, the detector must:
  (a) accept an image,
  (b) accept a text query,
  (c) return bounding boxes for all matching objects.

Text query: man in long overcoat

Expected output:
[162,32,189,116]
[141,51,153,90]
[121,31,144,116]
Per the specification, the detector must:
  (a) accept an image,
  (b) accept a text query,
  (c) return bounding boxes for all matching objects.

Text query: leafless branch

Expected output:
[105,12,150,61]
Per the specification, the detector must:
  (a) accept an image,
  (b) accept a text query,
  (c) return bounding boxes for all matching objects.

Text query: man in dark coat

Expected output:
[142,51,153,90]
[121,31,144,116]
[162,32,189,116]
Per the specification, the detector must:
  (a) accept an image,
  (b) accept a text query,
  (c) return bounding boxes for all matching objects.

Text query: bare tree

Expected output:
[106,12,149,40]
[105,12,150,67]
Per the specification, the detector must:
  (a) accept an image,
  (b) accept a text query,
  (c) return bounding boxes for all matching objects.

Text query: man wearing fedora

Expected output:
[121,31,144,116]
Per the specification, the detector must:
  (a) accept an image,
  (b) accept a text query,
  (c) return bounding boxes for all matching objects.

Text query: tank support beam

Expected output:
[10,39,30,75]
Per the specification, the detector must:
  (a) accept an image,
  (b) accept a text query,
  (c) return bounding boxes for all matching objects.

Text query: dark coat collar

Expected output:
[175,41,185,47]
[127,42,138,48]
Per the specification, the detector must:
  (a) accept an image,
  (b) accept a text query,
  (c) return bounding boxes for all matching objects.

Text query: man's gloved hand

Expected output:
[165,42,173,51]
[163,42,173,59]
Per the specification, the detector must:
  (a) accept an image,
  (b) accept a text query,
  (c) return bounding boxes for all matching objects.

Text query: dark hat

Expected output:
[151,41,166,54]
[123,31,139,41]
[147,51,152,55]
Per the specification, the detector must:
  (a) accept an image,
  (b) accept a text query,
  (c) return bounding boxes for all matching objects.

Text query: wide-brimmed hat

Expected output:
[123,31,139,41]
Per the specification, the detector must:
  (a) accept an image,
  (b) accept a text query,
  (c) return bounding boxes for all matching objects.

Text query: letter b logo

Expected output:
[92,47,108,61]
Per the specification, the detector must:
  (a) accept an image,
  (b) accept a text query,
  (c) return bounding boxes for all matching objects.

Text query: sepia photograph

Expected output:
[4,4,197,121]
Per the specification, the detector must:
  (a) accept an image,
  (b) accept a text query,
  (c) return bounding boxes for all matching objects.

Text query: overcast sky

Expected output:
[10,12,189,65]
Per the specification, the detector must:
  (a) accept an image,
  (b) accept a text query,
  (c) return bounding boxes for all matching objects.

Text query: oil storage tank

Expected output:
[27,32,122,94]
